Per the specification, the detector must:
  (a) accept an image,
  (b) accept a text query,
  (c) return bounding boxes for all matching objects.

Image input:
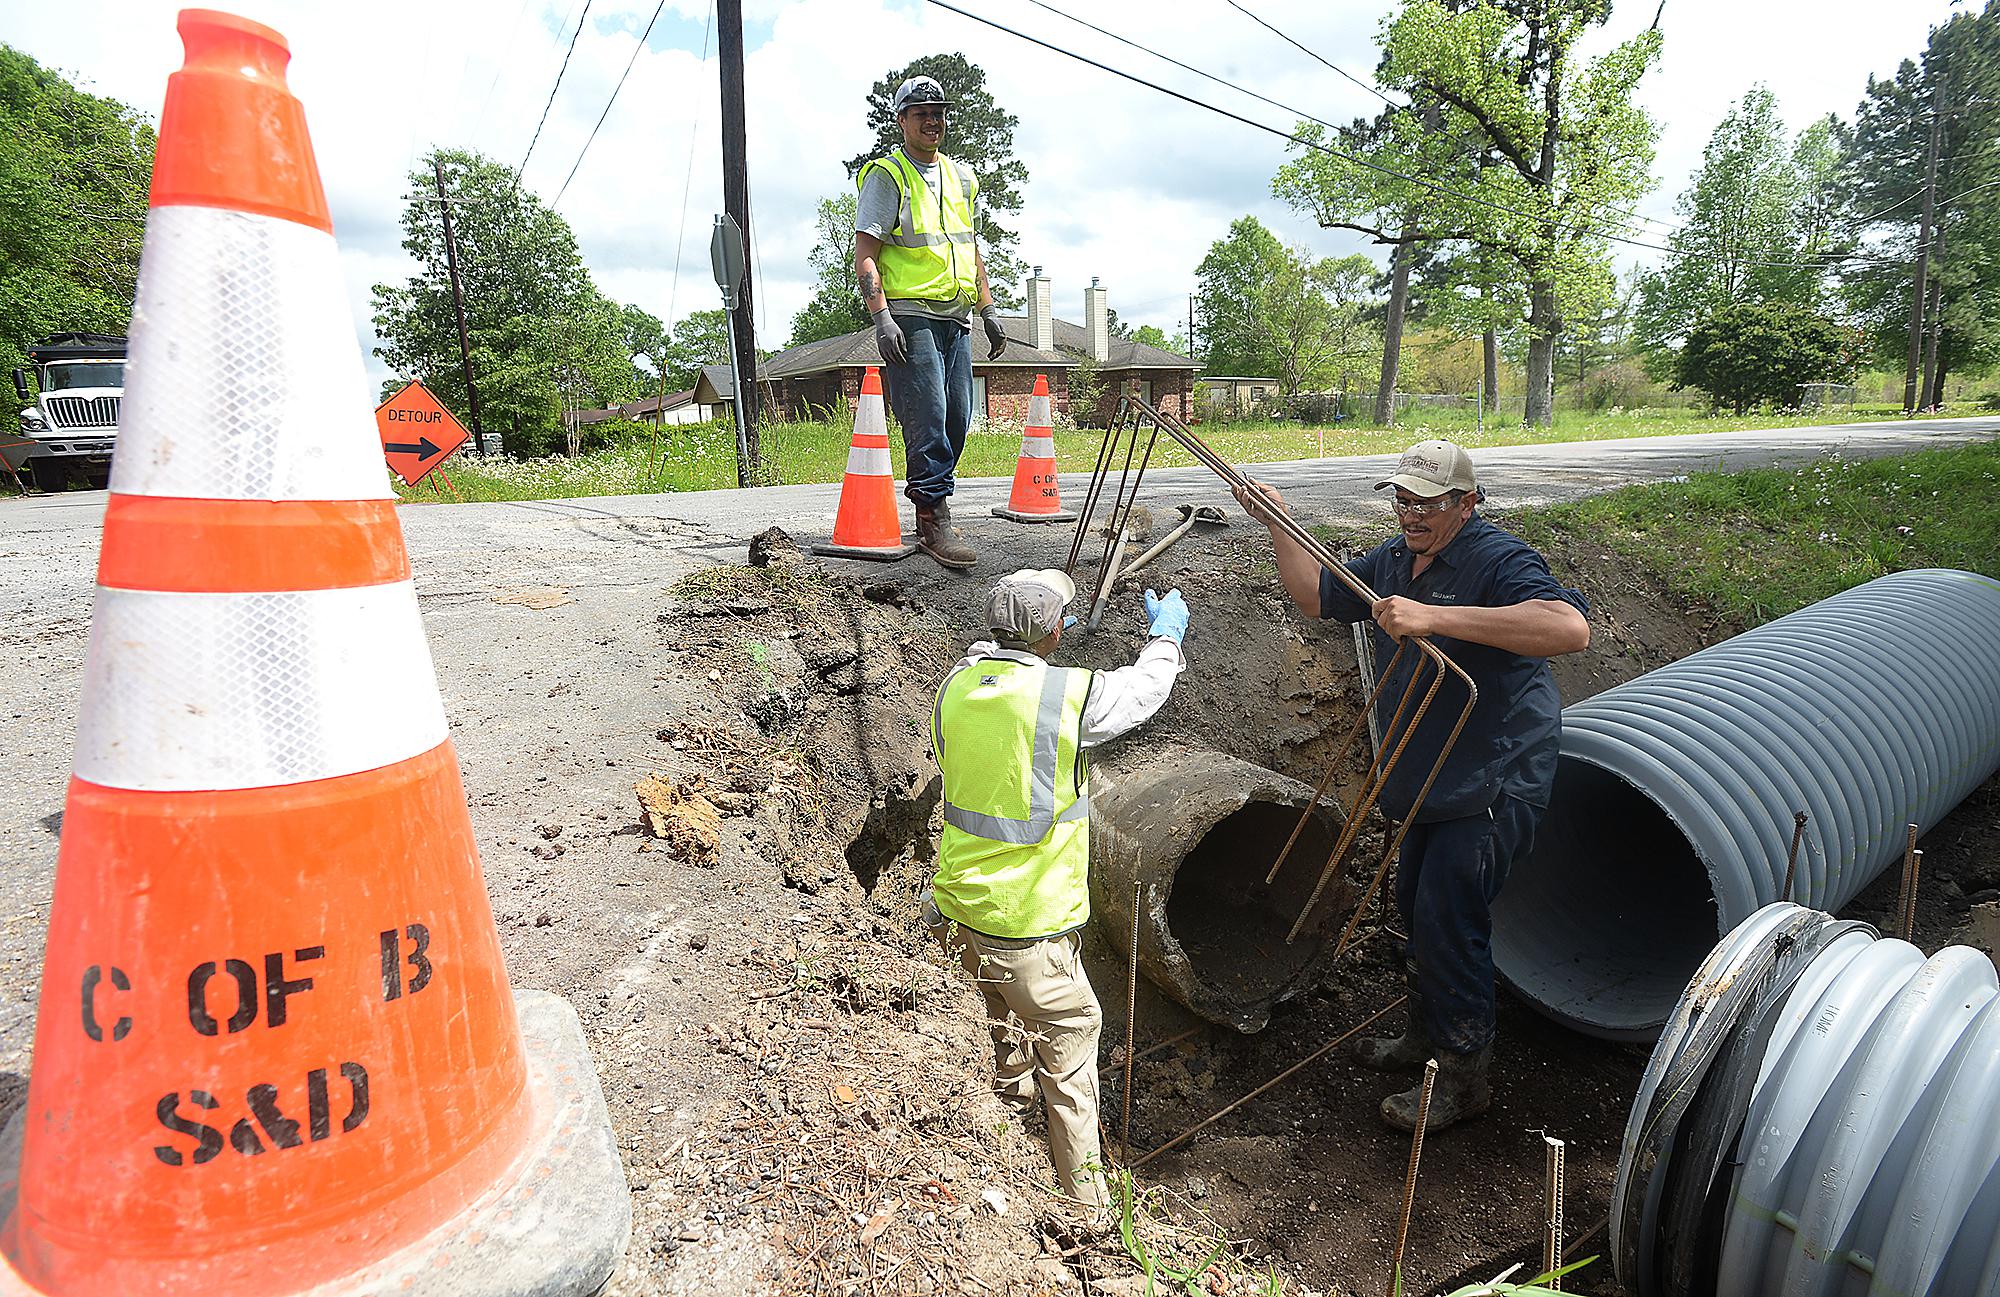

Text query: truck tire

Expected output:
[28,459,72,493]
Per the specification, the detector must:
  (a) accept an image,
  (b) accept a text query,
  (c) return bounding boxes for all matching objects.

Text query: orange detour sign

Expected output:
[0,12,626,1297]
[812,366,917,561]
[992,373,1076,523]
[374,380,468,486]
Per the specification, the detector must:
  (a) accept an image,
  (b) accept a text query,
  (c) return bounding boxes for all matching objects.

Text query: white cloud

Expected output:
[2,0,1963,387]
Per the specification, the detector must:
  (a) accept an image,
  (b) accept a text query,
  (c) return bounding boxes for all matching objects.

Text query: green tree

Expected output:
[1195,216,1288,377]
[621,302,670,391]
[372,148,637,454]
[659,309,730,392]
[1839,4,2000,404]
[1632,89,1842,366]
[1131,324,1171,350]
[1364,0,1662,425]
[844,53,1028,307]
[789,192,872,347]
[1673,301,1846,413]
[0,45,154,376]
[1255,249,1380,399]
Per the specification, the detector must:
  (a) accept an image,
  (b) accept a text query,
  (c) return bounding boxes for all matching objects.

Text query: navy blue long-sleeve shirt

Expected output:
[1319,514,1588,824]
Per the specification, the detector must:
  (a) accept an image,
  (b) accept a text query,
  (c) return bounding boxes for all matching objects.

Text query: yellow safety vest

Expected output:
[931,654,1094,940]
[857,148,980,307]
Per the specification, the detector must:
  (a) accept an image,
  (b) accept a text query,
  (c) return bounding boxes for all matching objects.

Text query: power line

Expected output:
[469,0,539,148]
[517,0,596,184]
[927,0,1904,273]
[1225,0,1401,110]
[554,0,669,206]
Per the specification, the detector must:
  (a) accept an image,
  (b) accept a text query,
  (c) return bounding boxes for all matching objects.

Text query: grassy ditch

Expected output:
[1505,439,2000,625]
[394,403,1994,505]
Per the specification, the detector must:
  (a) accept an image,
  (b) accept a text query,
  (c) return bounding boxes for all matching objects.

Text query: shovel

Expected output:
[1119,503,1229,580]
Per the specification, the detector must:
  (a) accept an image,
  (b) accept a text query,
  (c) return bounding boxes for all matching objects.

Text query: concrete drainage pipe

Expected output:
[1088,747,1350,1033]
[1613,902,2000,1297]
[1492,568,2000,1040]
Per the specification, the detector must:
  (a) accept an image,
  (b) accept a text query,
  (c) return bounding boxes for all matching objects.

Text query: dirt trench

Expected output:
[608,516,2000,1297]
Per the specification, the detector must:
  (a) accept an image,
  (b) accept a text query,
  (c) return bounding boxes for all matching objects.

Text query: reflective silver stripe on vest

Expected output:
[880,152,978,248]
[941,660,1089,843]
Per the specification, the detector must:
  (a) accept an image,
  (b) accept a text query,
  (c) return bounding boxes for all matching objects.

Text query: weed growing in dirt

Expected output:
[1506,440,2000,626]
[1429,1256,1596,1295]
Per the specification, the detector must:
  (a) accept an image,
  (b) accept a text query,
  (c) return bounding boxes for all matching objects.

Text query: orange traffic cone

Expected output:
[812,366,917,561]
[991,374,1076,523]
[0,13,625,1297]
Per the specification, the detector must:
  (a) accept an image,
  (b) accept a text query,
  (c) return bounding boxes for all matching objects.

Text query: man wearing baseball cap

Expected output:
[854,74,1012,571]
[925,570,1191,1208]
[1232,441,1590,1133]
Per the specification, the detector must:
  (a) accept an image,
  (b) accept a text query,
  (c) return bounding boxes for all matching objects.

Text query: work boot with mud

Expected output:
[1354,993,1430,1071]
[1379,1045,1491,1133]
[916,500,976,570]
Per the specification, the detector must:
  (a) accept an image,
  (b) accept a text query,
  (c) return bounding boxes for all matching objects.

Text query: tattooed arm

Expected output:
[854,233,889,314]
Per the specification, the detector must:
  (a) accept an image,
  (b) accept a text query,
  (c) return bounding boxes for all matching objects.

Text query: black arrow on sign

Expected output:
[383,437,442,459]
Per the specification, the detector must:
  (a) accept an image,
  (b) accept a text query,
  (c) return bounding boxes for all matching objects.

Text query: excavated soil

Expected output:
[592,506,2000,1297]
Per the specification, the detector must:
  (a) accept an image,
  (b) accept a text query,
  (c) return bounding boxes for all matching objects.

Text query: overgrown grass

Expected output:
[394,403,1995,504]
[1506,440,2000,626]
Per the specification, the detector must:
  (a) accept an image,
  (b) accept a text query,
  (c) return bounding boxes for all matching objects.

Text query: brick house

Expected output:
[760,271,1200,427]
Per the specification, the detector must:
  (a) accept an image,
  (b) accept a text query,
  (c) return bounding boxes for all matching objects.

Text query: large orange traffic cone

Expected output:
[991,374,1076,523]
[812,366,917,561]
[0,12,625,1296]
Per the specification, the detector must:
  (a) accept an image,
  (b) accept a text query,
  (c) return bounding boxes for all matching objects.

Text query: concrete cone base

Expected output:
[0,988,629,1297]
[811,536,919,562]
[991,506,1077,524]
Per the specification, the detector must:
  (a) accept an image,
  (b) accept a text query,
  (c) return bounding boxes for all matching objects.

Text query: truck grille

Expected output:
[47,395,120,430]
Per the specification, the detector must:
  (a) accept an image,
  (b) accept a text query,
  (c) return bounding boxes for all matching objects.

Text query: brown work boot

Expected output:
[915,499,976,570]
[1379,1045,1492,1133]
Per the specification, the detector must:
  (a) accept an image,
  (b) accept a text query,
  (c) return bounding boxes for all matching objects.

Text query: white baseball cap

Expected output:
[1375,439,1478,497]
[986,569,1075,646]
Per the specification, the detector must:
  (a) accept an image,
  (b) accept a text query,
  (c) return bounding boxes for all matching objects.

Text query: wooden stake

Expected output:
[1388,1058,1439,1297]
[1542,1135,1566,1289]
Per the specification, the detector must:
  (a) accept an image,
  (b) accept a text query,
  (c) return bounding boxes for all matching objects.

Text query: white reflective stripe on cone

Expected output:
[852,398,889,439]
[1018,436,1056,459]
[846,445,893,476]
[115,205,393,503]
[1027,395,1052,426]
[74,582,450,792]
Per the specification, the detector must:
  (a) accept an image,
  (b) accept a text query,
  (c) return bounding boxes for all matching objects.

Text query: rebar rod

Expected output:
[1084,397,1478,944]
[1121,879,1142,1165]
[1265,639,1411,886]
[1389,1057,1440,1297]
[1782,810,1809,903]
[1064,412,1125,575]
[1132,1026,1202,1064]
[1899,822,1920,942]
[1131,997,1403,1168]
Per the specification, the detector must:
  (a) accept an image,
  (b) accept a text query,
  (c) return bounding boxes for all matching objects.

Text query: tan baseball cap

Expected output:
[986,569,1076,646]
[1375,439,1477,497]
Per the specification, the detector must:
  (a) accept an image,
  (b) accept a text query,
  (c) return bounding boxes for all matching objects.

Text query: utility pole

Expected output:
[1187,294,1196,360]
[1923,197,1948,410]
[433,159,486,455]
[1903,80,1943,416]
[717,0,761,465]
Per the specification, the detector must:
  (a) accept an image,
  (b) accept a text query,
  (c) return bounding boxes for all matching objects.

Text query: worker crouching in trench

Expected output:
[923,569,1190,1209]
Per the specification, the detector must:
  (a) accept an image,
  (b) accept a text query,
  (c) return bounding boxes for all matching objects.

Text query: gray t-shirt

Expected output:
[856,153,980,325]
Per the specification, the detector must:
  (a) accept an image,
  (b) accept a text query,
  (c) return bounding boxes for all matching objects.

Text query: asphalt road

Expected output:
[1,413,1994,1077]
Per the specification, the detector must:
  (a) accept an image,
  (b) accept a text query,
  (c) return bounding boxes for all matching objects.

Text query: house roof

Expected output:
[1042,318,1202,370]
[573,386,702,424]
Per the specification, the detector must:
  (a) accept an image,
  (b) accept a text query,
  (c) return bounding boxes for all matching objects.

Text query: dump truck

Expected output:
[11,333,125,491]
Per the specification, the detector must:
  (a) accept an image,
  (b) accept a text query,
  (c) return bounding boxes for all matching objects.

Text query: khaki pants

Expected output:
[926,900,1108,1206]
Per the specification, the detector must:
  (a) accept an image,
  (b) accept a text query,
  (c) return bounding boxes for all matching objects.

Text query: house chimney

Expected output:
[1085,276,1109,363]
[1028,267,1052,352]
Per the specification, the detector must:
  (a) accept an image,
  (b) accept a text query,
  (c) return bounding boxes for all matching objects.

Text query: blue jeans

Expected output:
[881,314,971,506]
[1394,795,1543,1055]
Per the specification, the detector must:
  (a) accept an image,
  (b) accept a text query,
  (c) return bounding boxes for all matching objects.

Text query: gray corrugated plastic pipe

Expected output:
[1613,902,2000,1296]
[1492,568,2000,1040]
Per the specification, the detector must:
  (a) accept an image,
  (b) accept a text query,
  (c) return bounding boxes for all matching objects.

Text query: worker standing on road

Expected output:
[1233,441,1589,1133]
[854,75,1010,572]
[925,570,1190,1206]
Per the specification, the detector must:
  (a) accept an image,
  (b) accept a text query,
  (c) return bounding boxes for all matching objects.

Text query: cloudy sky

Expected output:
[2,0,1961,385]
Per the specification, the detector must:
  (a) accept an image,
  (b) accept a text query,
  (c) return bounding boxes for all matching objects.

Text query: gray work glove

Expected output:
[980,305,1007,359]
[873,308,908,366]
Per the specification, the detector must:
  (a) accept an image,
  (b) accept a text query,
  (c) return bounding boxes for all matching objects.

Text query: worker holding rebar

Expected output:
[854,74,1010,572]
[1232,441,1589,1133]
[924,569,1190,1208]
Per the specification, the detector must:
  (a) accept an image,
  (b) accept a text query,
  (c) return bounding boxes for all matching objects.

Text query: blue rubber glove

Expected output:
[1062,615,1078,631]
[1143,588,1189,644]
